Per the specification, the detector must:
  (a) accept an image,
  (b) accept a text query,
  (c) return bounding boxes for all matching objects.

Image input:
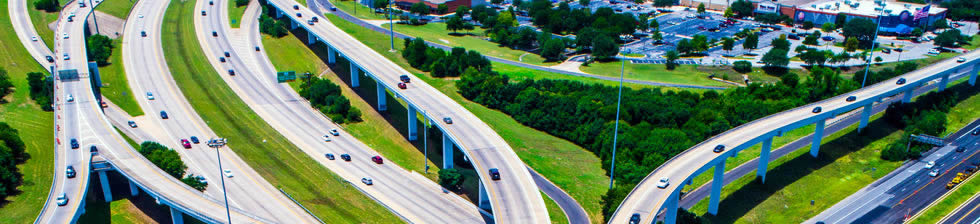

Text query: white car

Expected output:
[924,161,935,169]
[63,53,70,60]
[330,129,340,136]
[146,92,154,100]
[928,49,940,55]
[957,57,967,63]
[138,14,144,18]
[31,36,37,41]
[322,135,332,142]
[928,169,940,177]
[223,169,233,178]
[56,193,68,206]
[62,33,69,39]
[66,94,73,102]
[657,177,669,189]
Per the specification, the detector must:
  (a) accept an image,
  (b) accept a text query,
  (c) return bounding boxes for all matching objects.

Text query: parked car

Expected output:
[70,139,79,149]
[656,177,670,188]
[190,136,200,144]
[812,106,822,113]
[397,82,406,89]
[896,78,907,85]
[928,49,940,55]
[361,177,373,185]
[443,117,453,124]
[56,193,68,206]
[846,96,857,102]
[371,156,384,164]
[66,166,76,178]
[713,145,725,153]
[128,121,137,128]
[881,48,890,54]
[325,153,335,160]
[160,111,169,119]
[821,36,835,41]
[400,75,411,83]
[924,161,935,169]
[330,129,340,136]
[489,168,500,180]
[181,139,191,148]
[340,154,351,161]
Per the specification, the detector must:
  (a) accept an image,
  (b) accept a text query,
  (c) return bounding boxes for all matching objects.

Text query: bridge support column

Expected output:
[442,134,454,169]
[327,47,336,65]
[377,84,387,111]
[970,65,979,86]
[938,74,950,92]
[810,119,826,158]
[902,89,913,103]
[757,137,772,183]
[349,62,360,87]
[170,207,184,224]
[275,8,282,18]
[407,105,418,141]
[478,182,491,210]
[289,19,297,29]
[307,32,316,45]
[99,171,112,202]
[664,188,680,224]
[129,180,139,197]
[858,104,872,132]
[708,159,727,215]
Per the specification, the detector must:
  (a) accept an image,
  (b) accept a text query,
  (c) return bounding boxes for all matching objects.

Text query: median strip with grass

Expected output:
[97,36,144,116]
[26,3,59,50]
[0,0,54,222]
[228,0,247,28]
[162,1,398,222]
[94,0,136,19]
[910,170,980,224]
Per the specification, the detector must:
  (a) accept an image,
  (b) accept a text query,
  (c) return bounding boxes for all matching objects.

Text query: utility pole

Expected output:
[860,4,886,88]
[208,138,232,224]
[608,59,625,190]
[388,0,396,52]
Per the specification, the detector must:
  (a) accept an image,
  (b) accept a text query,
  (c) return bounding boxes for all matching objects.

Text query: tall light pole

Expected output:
[608,59,625,189]
[388,0,396,52]
[423,116,429,174]
[208,138,232,224]
[860,4,886,88]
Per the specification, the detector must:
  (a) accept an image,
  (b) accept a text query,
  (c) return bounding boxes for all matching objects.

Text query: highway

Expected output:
[35,0,271,222]
[259,0,551,222]
[8,0,54,70]
[610,46,980,223]
[120,0,318,222]
[942,191,980,224]
[193,0,486,222]
[810,120,980,223]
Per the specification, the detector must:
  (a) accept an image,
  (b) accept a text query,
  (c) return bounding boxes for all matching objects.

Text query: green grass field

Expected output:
[161,1,398,222]
[77,198,159,224]
[326,13,610,223]
[27,4,59,50]
[581,62,730,87]
[910,171,980,224]
[227,0,247,28]
[328,0,386,20]
[94,0,136,19]
[382,22,553,66]
[0,0,55,222]
[543,191,569,224]
[97,37,144,116]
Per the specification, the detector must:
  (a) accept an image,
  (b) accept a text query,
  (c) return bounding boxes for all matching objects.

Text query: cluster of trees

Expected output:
[235,0,249,7]
[852,62,918,86]
[728,0,755,18]
[27,72,54,111]
[298,77,362,123]
[761,36,790,68]
[842,18,878,48]
[437,168,463,191]
[675,35,710,56]
[402,38,492,77]
[940,0,980,22]
[445,15,475,34]
[795,46,853,67]
[880,90,958,161]
[0,68,13,101]
[259,4,289,37]
[934,29,970,48]
[528,1,636,37]
[138,142,208,191]
[733,60,752,73]
[33,0,60,12]
[86,34,114,66]
[0,122,27,201]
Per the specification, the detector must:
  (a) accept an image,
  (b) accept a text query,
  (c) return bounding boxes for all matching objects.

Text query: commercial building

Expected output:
[789,0,946,34]
[360,0,485,13]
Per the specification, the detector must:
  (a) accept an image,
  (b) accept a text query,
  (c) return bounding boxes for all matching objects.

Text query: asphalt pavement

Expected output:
[942,192,980,224]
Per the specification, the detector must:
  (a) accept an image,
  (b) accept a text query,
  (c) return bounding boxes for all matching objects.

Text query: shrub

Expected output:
[732,60,752,73]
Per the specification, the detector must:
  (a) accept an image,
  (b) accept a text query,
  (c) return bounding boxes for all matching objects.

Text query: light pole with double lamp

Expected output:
[207,138,232,223]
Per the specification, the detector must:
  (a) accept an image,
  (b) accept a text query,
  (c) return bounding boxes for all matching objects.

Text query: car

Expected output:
[330,129,340,136]
[228,69,235,76]
[972,128,980,135]
[70,139,79,149]
[924,161,935,169]
[340,154,351,161]
[896,78,907,85]
[489,168,500,180]
[846,96,857,102]
[713,144,725,153]
[894,48,903,53]
[293,4,299,10]
[100,101,108,108]
[307,20,314,25]
[956,146,966,152]
[56,193,68,206]
[63,33,69,39]
[128,121,137,128]
[322,135,332,142]
[31,36,37,41]
[66,94,74,102]
[223,169,233,178]
[957,57,967,63]
[330,6,337,11]
[656,177,670,188]
[219,57,226,62]
[66,166,76,178]
[399,75,411,83]
[361,177,373,185]
[443,117,453,124]
[224,52,230,57]
[45,56,54,62]
[190,136,200,144]
[141,31,147,37]
[371,156,384,164]
[63,53,70,60]
[787,34,799,40]
[160,111,169,119]
[146,92,155,100]
[325,153,335,160]
[928,49,940,55]
[312,17,318,22]
[812,106,822,113]
[196,175,207,184]
[67,16,73,22]
[630,213,641,224]
[209,0,213,5]
[397,82,406,89]
[201,10,206,16]
[296,13,302,18]
[138,14,143,18]
[929,169,940,177]
[181,139,191,148]
[255,46,260,51]
[881,48,890,54]
[212,31,218,37]
[90,145,98,155]
[821,36,835,41]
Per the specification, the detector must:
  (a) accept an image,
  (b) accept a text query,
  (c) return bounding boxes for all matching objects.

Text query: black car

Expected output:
[190,136,200,144]
[219,57,226,62]
[881,48,890,54]
[972,128,979,135]
[45,56,54,62]
[209,0,213,5]
[296,13,302,18]
[630,213,641,224]
[894,48,904,53]
[141,31,147,37]
[66,165,76,178]
[228,69,235,76]
[70,139,79,149]
[128,121,137,128]
[812,106,822,113]
[224,52,231,57]
[489,168,500,180]
[312,17,318,23]
[896,78,907,85]
[400,75,411,83]
[293,4,299,10]
[956,146,966,152]
[160,111,169,119]
[340,154,351,161]
[443,117,453,124]
[713,145,725,153]
[846,96,857,102]
[788,34,799,40]
[201,10,206,16]
[325,153,335,160]
[212,31,218,37]
[255,46,260,51]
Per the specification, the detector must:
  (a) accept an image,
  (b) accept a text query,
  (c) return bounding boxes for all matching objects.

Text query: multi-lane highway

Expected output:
[259,0,551,222]
[942,191,980,224]
[121,0,318,222]
[193,0,486,222]
[611,48,980,223]
[8,0,54,70]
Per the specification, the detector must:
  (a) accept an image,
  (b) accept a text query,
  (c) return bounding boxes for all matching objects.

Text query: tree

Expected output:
[821,23,835,32]
[651,30,663,41]
[259,15,287,37]
[373,0,390,9]
[911,28,924,38]
[0,123,26,162]
[932,19,949,30]
[26,71,52,111]
[722,37,735,53]
[649,19,659,30]
[723,7,734,18]
[772,36,790,50]
[653,0,673,8]
[591,35,619,61]
[742,33,759,50]
[676,39,693,55]
[541,38,566,61]
[942,0,980,22]
[455,5,469,16]
[637,14,649,31]
[803,30,821,45]
[761,48,789,67]
[733,60,752,73]
[579,0,590,6]
[835,13,847,29]
[86,34,114,66]
[0,68,12,100]
[843,18,877,48]
[138,141,187,179]
[874,56,883,63]
[934,29,967,48]
[799,49,827,66]
[697,3,706,14]
[235,0,248,7]
[181,175,208,191]
[664,50,679,70]
[438,168,463,190]
[410,2,430,16]
[446,15,465,34]
[730,0,753,18]
[844,37,860,52]
[437,4,449,14]
[33,0,60,12]
[802,21,815,30]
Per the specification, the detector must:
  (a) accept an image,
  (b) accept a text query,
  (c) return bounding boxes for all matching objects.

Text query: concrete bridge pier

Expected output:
[938,74,950,92]
[810,119,826,158]
[98,170,112,202]
[757,137,773,183]
[274,7,282,18]
[970,65,978,86]
[708,158,727,215]
[902,88,914,103]
[289,18,297,29]
[478,182,491,210]
[350,62,360,87]
[327,47,336,64]
[442,134,454,169]
[307,32,317,45]
[377,84,387,111]
[664,188,680,224]
[170,207,184,224]
[858,104,872,132]
[129,180,139,196]
[407,105,418,141]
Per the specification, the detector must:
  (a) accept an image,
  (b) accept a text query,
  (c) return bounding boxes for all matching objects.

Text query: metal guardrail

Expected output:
[343,179,413,223]
[278,188,326,224]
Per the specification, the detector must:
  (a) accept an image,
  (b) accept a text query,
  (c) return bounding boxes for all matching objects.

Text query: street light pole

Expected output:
[860,4,886,88]
[608,59,625,190]
[388,0,396,52]
[208,138,232,224]
[424,116,429,174]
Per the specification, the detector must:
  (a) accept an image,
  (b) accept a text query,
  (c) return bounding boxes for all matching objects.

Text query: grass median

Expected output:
[910,171,980,224]
[26,3,58,50]
[326,13,610,222]
[227,0,246,28]
[94,0,136,19]
[161,0,399,222]
[97,37,144,116]
[0,0,55,222]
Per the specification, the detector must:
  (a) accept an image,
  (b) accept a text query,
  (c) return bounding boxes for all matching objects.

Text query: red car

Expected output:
[181,139,192,149]
[397,82,407,89]
[371,156,383,164]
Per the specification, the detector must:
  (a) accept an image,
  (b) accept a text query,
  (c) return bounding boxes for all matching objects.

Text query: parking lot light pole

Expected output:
[207,138,232,224]
[609,59,625,190]
[388,0,395,52]
[861,6,886,88]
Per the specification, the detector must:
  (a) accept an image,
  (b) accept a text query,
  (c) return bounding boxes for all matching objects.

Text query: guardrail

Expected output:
[343,179,413,223]
[278,188,325,224]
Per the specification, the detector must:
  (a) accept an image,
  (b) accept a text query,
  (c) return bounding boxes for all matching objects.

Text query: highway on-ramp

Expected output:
[8,0,55,70]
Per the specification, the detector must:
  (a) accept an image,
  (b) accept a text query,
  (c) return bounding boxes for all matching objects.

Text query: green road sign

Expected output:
[277,71,296,83]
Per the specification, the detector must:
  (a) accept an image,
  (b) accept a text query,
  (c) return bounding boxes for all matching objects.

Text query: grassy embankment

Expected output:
[93,0,143,116]
[162,1,399,222]
[228,0,247,28]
